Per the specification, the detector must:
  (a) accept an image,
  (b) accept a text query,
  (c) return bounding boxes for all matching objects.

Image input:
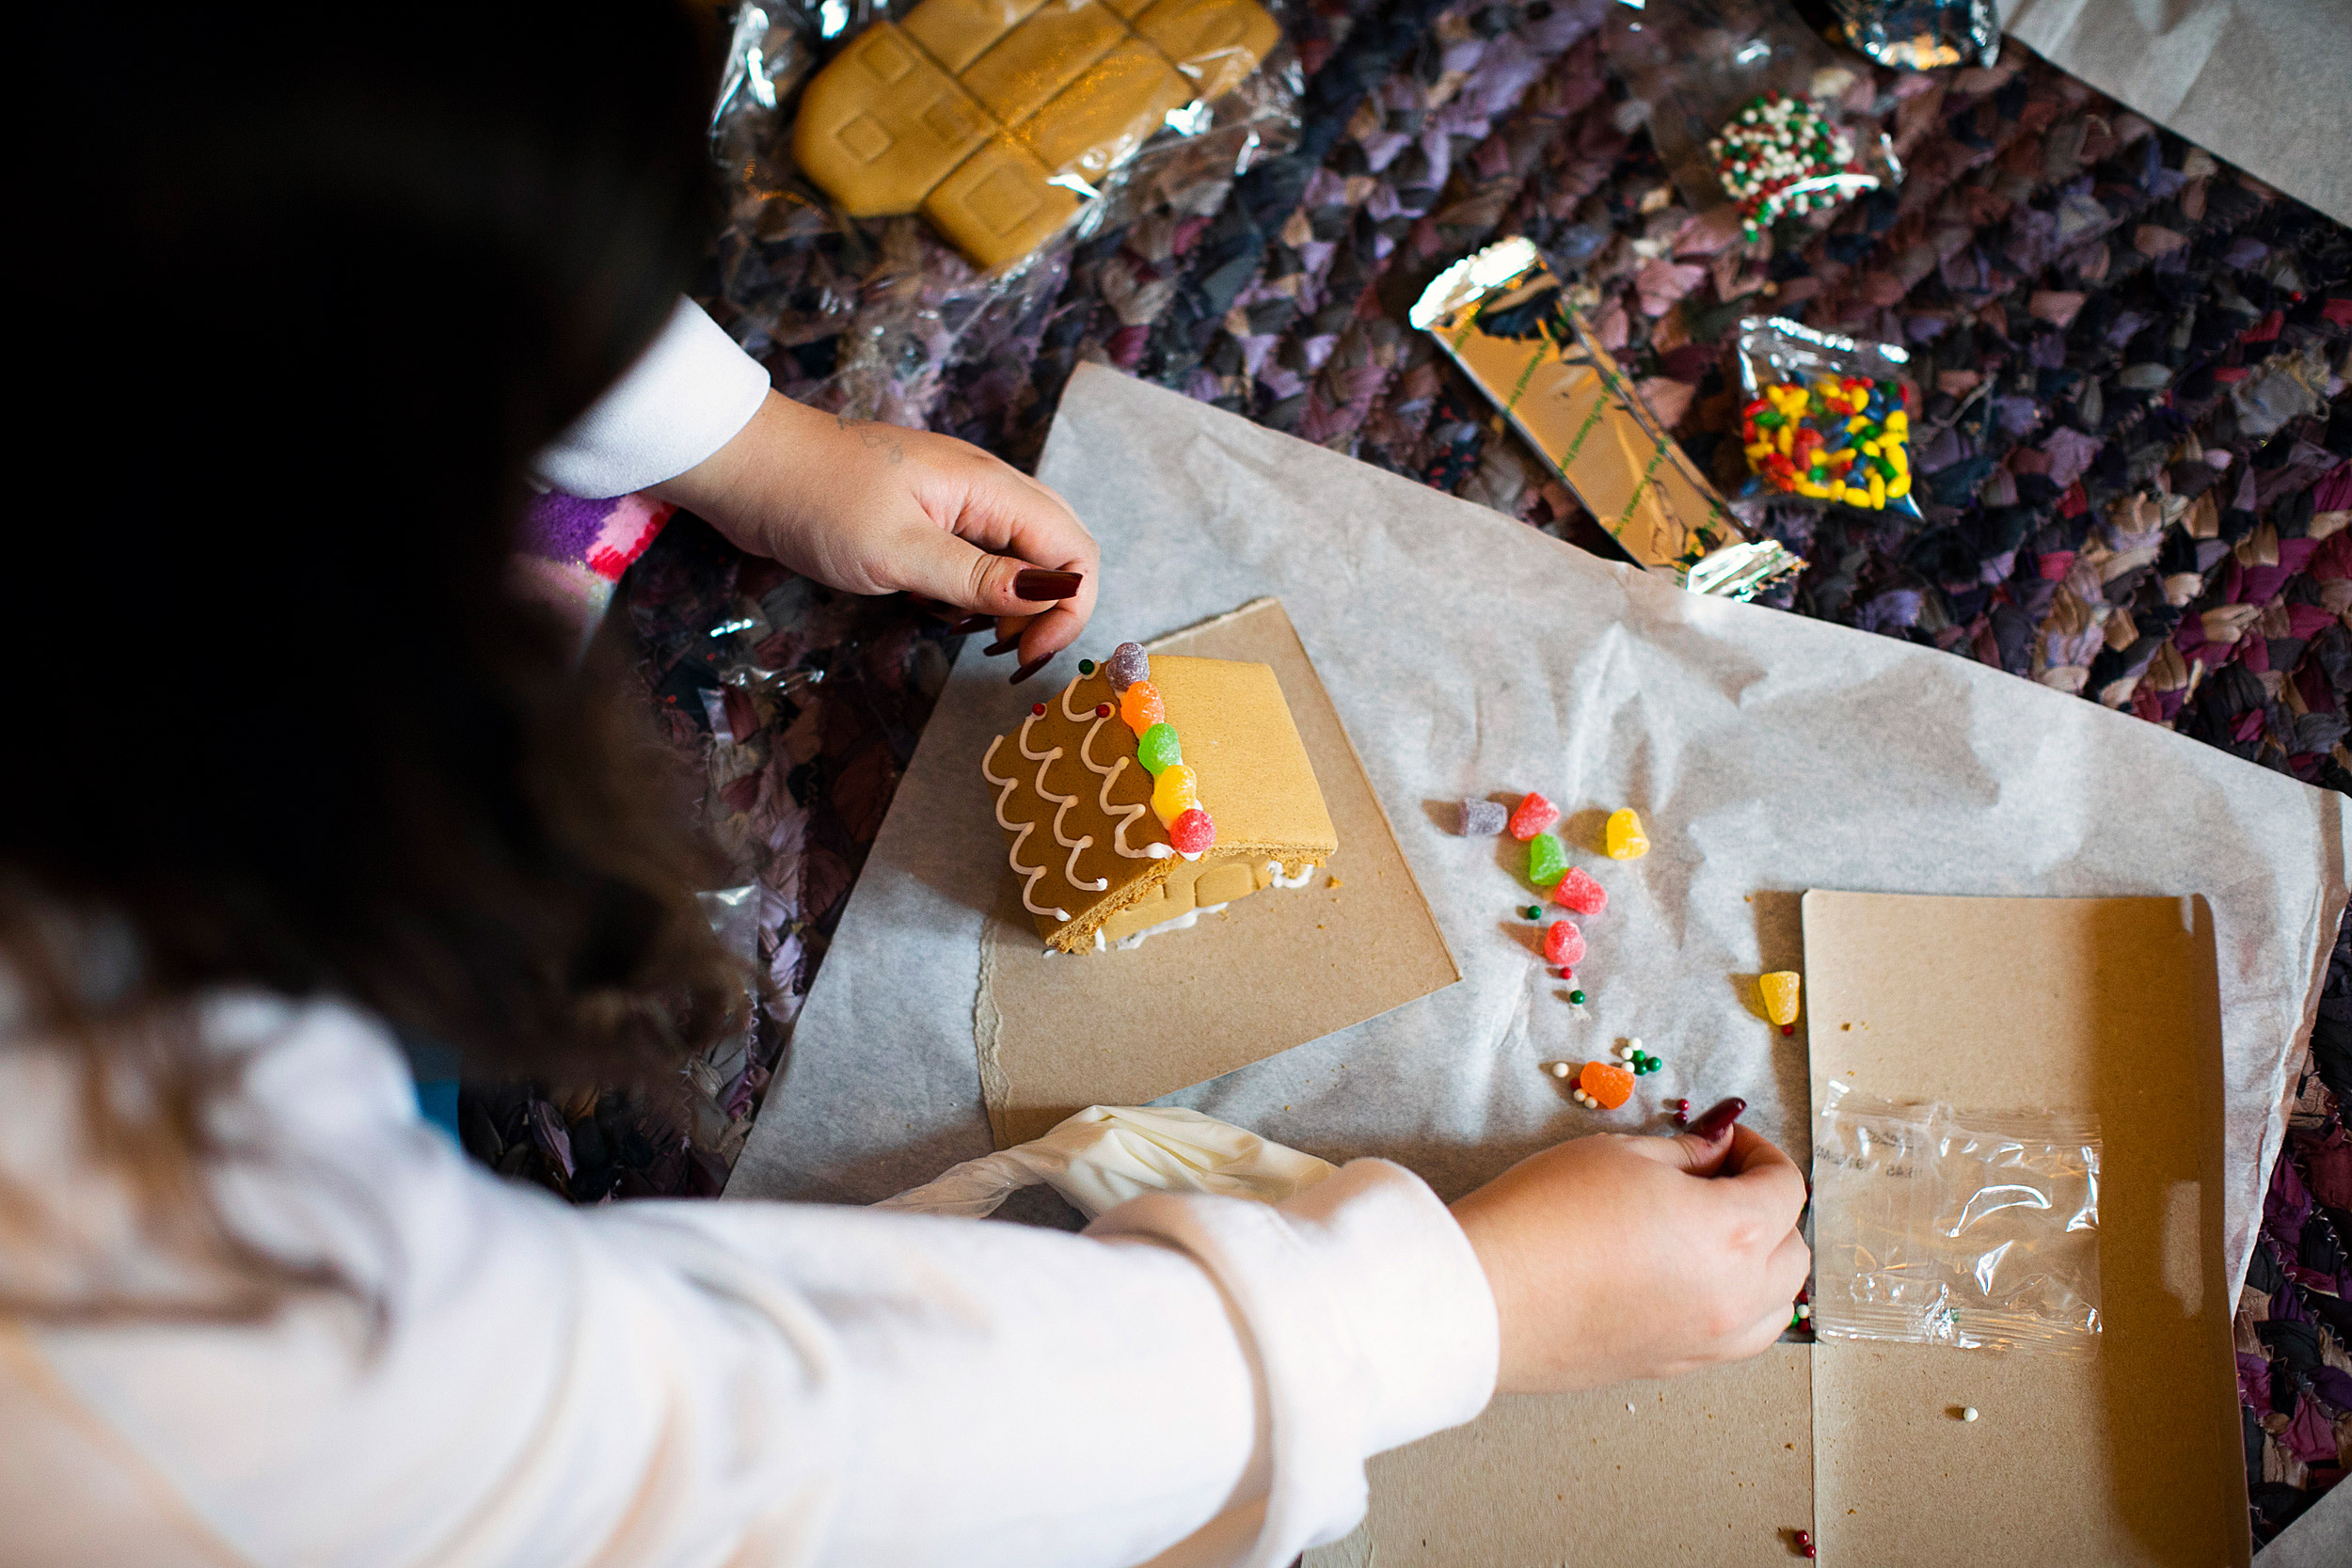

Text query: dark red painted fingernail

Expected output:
[1009,653,1053,685]
[1012,569,1083,601]
[944,613,994,635]
[983,634,1021,657]
[1687,1097,1746,1141]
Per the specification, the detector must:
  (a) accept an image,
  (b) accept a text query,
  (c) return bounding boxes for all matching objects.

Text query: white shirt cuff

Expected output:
[1088,1159,1499,1562]
[532,298,771,498]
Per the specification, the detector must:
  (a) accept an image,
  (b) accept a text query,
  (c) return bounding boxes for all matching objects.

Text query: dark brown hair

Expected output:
[5,4,739,1315]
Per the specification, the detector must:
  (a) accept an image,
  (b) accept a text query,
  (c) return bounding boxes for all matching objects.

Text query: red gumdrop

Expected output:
[1551,866,1608,916]
[1168,807,1216,855]
[1542,919,1585,968]
[1507,792,1561,842]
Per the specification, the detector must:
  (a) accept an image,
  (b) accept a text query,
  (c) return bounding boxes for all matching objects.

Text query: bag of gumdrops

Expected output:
[1731,316,1920,518]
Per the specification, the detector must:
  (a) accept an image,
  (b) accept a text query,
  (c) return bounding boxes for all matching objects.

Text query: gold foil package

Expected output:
[1409,237,1801,600]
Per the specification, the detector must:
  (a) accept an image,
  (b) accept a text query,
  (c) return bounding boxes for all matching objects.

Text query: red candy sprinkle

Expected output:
[1096,703,1112,717]
[1542,920,1585,968]
[1507,792,1561,842]
[1031,703,1046,716]
[1168,807,1216,855]
[1551,866,1607,916]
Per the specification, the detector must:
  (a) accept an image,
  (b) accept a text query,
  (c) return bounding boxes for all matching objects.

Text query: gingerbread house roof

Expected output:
[981,654,1337,951]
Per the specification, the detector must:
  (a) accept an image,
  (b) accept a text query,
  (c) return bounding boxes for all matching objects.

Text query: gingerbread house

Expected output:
[981,642,1337,952]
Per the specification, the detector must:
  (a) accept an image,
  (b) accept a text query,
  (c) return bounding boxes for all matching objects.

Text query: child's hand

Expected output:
[1450,1117,1809,1393]
[655,391,1098,676]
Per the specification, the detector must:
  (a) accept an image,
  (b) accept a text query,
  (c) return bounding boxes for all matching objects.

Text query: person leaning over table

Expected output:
[3,8,1810,1567]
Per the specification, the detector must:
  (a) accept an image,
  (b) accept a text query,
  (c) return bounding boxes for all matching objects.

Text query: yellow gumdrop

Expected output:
[1605,807,1649,860]
[1120,680,1165,737]
[1152,763,1200,828]
[1759,971,1802,1026]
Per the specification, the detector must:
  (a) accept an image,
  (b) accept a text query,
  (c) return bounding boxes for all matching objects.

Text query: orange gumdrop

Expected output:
[1119,679,1165,737]
[1578,1061,1635,1110]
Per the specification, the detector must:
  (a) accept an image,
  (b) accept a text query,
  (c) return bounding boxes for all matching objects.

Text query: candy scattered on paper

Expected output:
[1567,988,1586,1005]
[1119,679,1164,736]
[1551,866,1607,915]
[1151,762,1200,827]
[1549,1060,1572,1080]
[1136,722,1183,775]
[1106,642,1148,693]
[1605,809,1649,860]
[1759,971,1802,1032]
[1521,904,1543,920]
[1168,806,1216,855]
[1507,791,1560,841]
[1455,799,1508,837]
[1526,833,1568,888]
[1578,1060,1635,1110]
[1543,920,1585,968]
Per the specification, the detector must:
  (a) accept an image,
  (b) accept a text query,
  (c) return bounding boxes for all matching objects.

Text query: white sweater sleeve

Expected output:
[532,298,772,498]
[0,996,1498,1568]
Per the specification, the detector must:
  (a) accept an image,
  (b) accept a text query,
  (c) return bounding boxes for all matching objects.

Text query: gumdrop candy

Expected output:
[1551,866,1607,916]
[1119,679,1165,736]
[1604,808,1649,860]
[1106,641,1149,693]
[1454,799,1508,837]
[1542,919,1585,968]
[1526,832,1567,888]
[1578,1060,1634,1110]
[1151,763,1200,827]
[1168,807,1216,855]
[1758,971,1802,1027]
[1508,792,1561,841]
[1136,722,1183,775]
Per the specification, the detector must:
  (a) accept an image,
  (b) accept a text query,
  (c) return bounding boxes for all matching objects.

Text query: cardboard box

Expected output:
[1316,892,2249,1567]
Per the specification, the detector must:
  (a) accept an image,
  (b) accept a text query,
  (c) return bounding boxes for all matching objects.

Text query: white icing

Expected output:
[1112,902,1230,951]
[1059,831,1107,893]
[1264,861,1317,889]
[1059,678,1096,722]
[1081,720,1160,859]
[981,735,1069,923]
[1145,844,1174,859]
[1180,850,1202,862]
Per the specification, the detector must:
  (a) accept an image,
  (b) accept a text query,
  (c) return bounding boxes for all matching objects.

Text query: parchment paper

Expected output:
[728,362,2347,1305]
[1999,0,2351,228]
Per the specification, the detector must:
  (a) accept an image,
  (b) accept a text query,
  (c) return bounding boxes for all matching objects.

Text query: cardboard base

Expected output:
[975,599,1459,1147]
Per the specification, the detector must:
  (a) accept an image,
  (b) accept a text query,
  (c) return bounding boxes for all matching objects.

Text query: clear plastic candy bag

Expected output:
[1810,1084,2103,1353]
[1823,0,1998,73]
[1605,0,1899,238]
[1729,314,1920,518]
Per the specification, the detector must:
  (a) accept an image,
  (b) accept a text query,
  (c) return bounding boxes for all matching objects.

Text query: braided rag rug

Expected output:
[481,0,2352,1538]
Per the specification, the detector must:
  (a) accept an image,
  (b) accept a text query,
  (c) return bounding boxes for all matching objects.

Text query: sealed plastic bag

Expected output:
[875,1104,1336,1220]
[1810,1085,2103,1353]
[705,1,1301,422]
[1605,0,1899,238]
[1730,315,1920,517]
[1823,0,1997,72]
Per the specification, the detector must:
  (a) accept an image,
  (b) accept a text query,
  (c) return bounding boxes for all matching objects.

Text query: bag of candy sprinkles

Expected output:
[1730,315,1921,518]
[1605,0,1899,243]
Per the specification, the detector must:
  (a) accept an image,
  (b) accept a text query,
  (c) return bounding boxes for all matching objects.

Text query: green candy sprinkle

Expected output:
[1136,722,1183,775]
[1078,658,1096,675]
[1526,832,1568,888]
[1522,905,1543,920]
[1568,989,1586,1005]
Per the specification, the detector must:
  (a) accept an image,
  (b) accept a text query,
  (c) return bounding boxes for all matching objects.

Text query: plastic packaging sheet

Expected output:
[725,363,2348,1307]
[1604,0,1898,230]
[706,1,1301,423]
[1809,1084,2101,1352]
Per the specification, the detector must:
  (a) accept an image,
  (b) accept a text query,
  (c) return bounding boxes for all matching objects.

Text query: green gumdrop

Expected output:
[1526,833,1567,888]
[1136,722,1183,775]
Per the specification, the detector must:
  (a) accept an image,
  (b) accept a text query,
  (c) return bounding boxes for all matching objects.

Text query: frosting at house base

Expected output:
[980,647,1339,954]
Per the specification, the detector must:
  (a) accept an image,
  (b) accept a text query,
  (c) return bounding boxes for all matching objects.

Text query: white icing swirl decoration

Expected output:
[981,735,1068,923]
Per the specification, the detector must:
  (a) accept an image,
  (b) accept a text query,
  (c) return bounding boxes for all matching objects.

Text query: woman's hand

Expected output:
[654,391,1098,677]
[1449,1111,1810,1394]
